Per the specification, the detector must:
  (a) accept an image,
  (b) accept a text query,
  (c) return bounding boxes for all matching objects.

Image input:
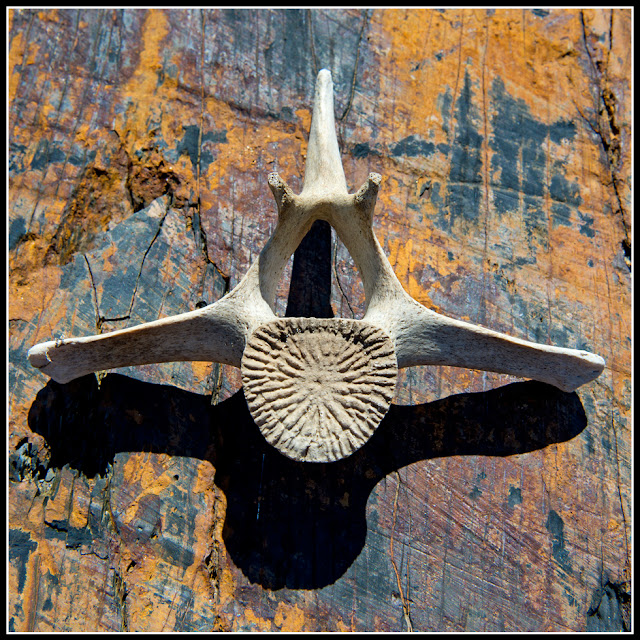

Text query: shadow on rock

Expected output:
[26,217,589,589]
[28,372,587,590]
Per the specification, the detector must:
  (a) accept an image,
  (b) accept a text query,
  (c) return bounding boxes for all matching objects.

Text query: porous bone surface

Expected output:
[241,318,397,462]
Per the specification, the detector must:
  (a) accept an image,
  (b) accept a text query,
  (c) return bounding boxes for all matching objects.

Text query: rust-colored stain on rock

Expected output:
[9,8,630,632]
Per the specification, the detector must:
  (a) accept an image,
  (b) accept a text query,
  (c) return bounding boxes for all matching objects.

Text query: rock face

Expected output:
[9,8,630,632]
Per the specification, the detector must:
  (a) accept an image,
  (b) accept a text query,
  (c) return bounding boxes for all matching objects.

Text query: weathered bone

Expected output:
[28,69,605,462]
[242,318,397,462]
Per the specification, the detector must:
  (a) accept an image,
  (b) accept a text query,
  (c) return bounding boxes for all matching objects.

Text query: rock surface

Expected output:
[9,8,630,632]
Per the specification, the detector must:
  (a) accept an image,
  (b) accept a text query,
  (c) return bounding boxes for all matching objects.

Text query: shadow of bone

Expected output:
[218,378,588,590]
[28,372,587,591]
[26,216,589,590]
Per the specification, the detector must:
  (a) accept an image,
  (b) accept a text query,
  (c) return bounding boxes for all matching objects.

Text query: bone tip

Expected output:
[317,68,332,84]
[576,350,606,374]
[268,172,291,194]
[27,341,79,384]
[589,352,606,370]
[368,172,382,185]
[557,351,606,392]
[585,351,606,377]
[314,69,334,100]
[268,172,281,187]
[28,342,53,368]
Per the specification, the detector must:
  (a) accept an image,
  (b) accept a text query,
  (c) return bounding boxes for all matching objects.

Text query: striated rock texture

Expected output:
[9,8,630,632]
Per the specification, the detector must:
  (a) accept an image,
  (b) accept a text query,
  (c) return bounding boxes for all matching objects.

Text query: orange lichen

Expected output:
[243,608,274,632]
[118,11,171,141]
[274,602,306,632]
[190,361,213,383]
[8,27,25,100]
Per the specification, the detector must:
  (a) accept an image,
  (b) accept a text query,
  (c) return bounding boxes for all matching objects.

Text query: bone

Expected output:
[242,318,397,462]
[28,297,263,384]
[301,68,348,197]
[372,300,606,393]
[28,67,605,405]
